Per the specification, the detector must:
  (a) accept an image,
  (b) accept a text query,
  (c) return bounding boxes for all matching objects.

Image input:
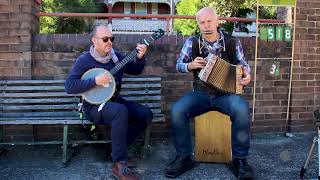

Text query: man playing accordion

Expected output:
[165,7,254,179]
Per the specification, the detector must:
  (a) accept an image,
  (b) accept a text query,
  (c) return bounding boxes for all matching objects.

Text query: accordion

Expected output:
[198,53,244,94]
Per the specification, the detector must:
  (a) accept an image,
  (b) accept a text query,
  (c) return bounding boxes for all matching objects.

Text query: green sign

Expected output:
[259,25,292,42]
[267,26,275,41]
[270,59,280,77]
[284,26,292,41]
[259,27,268,41]
[275,26,283,41]
[258,0,296,6]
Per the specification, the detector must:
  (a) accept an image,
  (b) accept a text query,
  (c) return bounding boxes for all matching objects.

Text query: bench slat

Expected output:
[123,96,161,101]
[1,112,78,118]
[2,104,79,111]
[122,84,161,88]
[0,92,75,98]
[0,80,65,85]
[120,90,161,95]
[0,119,89,125]
[2,98,79,104]
[122,77,161,82]
[0,86,65,91]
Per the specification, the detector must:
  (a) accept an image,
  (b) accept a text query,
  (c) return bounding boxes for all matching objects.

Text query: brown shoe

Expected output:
[112,161,138,180]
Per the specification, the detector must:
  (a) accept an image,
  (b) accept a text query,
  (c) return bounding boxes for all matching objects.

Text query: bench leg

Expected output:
[0,125,3,142]
[0,125,5,156]
[143,126,151,156]
[62,125,68,165]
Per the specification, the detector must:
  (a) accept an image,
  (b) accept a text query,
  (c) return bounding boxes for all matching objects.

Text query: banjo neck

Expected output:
[108,29,164,76]
[109,49,138,75]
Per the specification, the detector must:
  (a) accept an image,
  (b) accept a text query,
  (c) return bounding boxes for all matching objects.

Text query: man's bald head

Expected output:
[195,7,219,35]
[196,7,218,23]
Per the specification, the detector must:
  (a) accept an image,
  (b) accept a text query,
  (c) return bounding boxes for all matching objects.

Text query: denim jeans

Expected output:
[86,97,153,162]
[170,90,250,158]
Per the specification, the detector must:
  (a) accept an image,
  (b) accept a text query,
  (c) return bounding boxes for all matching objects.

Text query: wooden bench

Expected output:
[0,76,164,164]
[195,111,232,163]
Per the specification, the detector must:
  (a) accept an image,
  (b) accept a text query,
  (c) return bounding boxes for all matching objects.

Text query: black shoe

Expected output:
[229,158,254,180]
[164,155,196,178]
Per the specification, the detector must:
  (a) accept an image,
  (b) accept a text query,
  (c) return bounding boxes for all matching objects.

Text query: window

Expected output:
[151,3,158,14]
[135,2,147,15]
[124,2,131,14]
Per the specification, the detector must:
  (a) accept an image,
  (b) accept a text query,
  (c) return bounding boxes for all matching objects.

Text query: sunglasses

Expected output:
[96,36,115,43]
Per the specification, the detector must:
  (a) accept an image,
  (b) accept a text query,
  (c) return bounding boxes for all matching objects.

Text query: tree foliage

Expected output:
[174,0,277,35]
[40,0,103,33]
[174,0,201,36]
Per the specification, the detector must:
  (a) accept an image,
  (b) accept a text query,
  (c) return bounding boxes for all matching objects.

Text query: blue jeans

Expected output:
[86,97,153,162]
[170,90,250,158]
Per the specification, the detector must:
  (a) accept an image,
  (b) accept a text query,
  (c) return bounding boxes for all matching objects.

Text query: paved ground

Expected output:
[0,132,319,180]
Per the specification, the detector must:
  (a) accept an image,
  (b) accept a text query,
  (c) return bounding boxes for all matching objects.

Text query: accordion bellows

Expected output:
[198,53,243,94]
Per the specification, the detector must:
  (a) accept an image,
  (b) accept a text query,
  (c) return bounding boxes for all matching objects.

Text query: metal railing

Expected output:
[35,12,286,33]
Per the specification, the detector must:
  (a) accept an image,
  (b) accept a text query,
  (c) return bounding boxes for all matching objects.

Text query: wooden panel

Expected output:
[195,111,232,163]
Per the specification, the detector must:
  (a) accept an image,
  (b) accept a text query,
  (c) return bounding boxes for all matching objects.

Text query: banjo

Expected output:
[81,29,165,105]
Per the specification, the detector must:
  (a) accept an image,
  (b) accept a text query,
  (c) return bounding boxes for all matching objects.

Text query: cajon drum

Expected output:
[195,111,232,163]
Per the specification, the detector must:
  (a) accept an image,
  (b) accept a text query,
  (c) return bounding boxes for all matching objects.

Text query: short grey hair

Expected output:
[90,22,112,38]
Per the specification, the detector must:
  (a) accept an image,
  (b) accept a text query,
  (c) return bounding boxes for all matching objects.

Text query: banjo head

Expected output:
[81,68,116,105]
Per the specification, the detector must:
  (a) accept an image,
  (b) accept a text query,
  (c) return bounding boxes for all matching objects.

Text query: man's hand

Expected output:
[188,57,207,71]
[136,44,147,59]
[95,72,112,87]
[239,70,251,85]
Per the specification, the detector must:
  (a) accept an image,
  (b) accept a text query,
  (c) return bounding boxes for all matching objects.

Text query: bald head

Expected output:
[195,7,219,36]
[196,7,218,23]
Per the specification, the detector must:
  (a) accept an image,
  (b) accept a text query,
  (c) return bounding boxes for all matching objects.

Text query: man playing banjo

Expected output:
[65,23,152,180]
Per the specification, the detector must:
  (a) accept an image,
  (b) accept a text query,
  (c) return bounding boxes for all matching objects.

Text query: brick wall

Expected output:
[0,0,40,142]
[0,0,319,141]
[290,0,320,131]
[0,0,39,80]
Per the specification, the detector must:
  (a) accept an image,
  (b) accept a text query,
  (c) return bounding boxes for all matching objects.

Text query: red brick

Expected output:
[0,29,8,37]
[300,74,315,80]
[0,0,9,5]
[0,12,9,21]
[10,0,31,5]
[0,44,9,51]
[0,36,20,43]
[308,28,320,34]
[0,4,19,12]
[291,100,315,106]
[0,22,20,29]
[296,14,308,21]
[297,21,315,27]
[20,4,32,13]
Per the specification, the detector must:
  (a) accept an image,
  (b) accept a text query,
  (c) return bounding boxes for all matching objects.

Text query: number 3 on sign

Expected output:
[270,60,280,77]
